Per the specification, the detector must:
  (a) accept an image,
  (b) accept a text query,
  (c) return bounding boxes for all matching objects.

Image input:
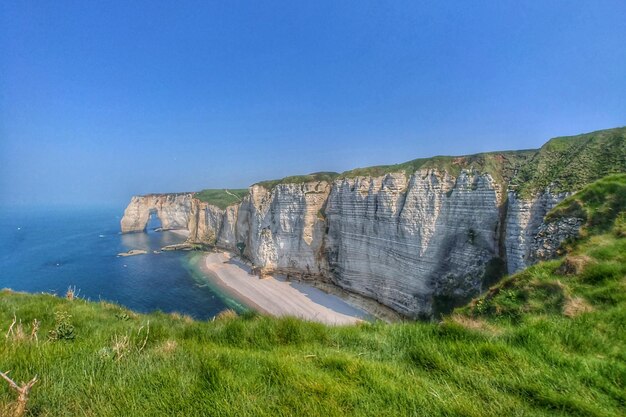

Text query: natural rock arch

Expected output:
[120,194,192,233]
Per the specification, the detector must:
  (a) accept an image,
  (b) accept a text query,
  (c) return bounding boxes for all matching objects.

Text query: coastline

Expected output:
[196,251,374,325]
[168,229,190,238]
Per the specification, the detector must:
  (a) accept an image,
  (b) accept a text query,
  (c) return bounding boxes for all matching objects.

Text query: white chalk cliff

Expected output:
[120,127,626,318]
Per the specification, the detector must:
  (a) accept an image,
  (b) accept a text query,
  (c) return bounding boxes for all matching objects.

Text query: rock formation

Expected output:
[120,193,193,233]
[120,127,626,318]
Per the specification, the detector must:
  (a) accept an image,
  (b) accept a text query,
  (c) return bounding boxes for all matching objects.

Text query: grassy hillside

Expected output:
[251,127,625,193]
[545,173,626,235]
[2,175,625,416]
[253,152,535,190]
[510,127,626,197]
[194,189,249,209]
[340,149,536,186]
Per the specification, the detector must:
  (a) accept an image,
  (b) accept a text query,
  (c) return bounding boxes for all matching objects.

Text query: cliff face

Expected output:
[119,176,562,318]
[325,171,507,317]
[503,191,567,274]
[233,183,331,275]
[120,127,626,318]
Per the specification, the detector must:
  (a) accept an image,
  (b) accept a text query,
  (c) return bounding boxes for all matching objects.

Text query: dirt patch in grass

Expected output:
[563,296,594,317]
[449,314,501,335]
[156,340,178,355]
[558,255,593,276]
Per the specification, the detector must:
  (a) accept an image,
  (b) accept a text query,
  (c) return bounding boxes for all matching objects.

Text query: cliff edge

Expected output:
[120,127,626,318]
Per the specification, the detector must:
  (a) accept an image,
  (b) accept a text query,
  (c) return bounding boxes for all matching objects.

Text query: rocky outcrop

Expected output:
[120,193,193,233]
[504,191,567,274]
[529,217,583,263]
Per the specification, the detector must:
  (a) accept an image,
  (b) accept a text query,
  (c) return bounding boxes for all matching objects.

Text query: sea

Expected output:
[0,205,241,320]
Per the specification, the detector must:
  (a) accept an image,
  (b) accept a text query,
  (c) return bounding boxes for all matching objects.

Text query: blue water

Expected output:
[0,206,230,320]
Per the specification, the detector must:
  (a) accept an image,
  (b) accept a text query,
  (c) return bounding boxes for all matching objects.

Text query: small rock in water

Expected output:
[118,249,148,257]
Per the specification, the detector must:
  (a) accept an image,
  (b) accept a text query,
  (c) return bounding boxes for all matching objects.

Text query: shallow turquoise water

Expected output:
[0,205,230,320]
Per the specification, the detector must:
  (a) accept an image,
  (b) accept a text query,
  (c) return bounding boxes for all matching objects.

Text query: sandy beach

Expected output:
[200,252,370,325]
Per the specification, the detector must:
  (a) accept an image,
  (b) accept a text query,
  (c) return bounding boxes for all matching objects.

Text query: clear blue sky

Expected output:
[1,1,625,206]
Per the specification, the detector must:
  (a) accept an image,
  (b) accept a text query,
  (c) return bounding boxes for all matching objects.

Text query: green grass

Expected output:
[339,150,536,186]
[225,127,624,196]
[510,127,626,197]
[2,175,625,416]
[2,247,624,416]
[253,152,536,191]
[252,128,625,195]
[255,172,339,190]
[340,127,625,193]
[2,241,624,417]
[194,189,249,209]
[546,173,626,234]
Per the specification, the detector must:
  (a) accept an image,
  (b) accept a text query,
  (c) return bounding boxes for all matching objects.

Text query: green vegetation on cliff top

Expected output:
[253,127,625,194]
[254,172,340,190]
[339,149,536,186]
[254,152,535,190]
[194,189,249,209]
[2,174,625,416]
[511,127,626,197]
[546,173,626,233]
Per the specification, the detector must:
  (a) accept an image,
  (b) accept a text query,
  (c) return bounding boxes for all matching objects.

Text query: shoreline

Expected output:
[168,229,190,238]
[196,251,375,325]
